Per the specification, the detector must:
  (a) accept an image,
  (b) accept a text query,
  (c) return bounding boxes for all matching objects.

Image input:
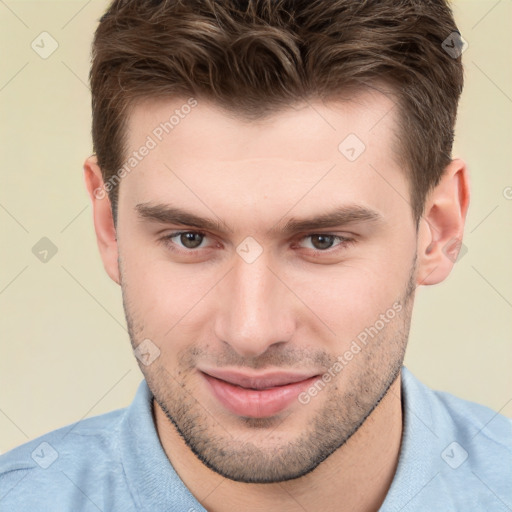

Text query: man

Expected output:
[0,0,510,510]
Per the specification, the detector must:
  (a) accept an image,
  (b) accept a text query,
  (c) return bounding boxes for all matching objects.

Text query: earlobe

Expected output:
[83,155,121,285]
[416,158,470,286]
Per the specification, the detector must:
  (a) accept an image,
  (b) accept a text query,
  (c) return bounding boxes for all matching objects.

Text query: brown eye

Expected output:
[309,234,336,250]
[296,234,354,254]
[160,230,215,255]
[179,232,204,249]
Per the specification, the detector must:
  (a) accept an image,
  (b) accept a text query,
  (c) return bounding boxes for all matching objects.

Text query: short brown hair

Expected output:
[90,0,464,224]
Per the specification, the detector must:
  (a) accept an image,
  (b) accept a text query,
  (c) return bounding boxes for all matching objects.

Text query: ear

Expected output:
[416,158,470,286]
[83,155,121,285]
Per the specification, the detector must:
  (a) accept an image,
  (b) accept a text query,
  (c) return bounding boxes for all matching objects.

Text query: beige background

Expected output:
[1,0,511,454]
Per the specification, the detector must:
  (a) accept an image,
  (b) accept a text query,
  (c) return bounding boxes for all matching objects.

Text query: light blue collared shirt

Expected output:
[1,367,511,511]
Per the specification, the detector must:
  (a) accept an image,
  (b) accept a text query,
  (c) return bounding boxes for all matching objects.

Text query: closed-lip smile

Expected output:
[200,368,319,389]
[199,367,321,418]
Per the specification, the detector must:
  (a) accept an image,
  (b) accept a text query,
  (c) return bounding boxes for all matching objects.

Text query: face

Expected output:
[116,89,418,483]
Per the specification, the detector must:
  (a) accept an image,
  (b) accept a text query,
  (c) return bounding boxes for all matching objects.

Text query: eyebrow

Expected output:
[136,203,234,233]
[277,205,382,235]
[135,202,382,236]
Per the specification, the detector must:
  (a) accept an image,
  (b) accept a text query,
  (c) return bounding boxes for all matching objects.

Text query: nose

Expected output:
[213,252,296,358]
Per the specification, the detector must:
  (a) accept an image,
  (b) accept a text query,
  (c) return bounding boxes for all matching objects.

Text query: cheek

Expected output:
[285,252,412,341]
[122,253,220,338]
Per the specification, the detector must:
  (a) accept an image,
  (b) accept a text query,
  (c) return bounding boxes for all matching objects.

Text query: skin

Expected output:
[84,87,469,512]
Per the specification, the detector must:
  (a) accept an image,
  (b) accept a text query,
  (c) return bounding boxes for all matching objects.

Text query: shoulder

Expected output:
[0,407,125,473]
[403,367,511,453]
[393,367,512,511]
[0,407,134,511]
[432,383,512,450]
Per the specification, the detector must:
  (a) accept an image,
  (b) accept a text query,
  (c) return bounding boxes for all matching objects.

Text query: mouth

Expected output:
[199,369,320,418]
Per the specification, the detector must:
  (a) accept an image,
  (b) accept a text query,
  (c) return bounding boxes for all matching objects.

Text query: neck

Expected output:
[154,375,403,512]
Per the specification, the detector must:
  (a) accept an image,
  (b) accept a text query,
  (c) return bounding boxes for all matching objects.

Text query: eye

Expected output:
[163,231,210,250]
[160,231,355,257]
[297,234,353,251]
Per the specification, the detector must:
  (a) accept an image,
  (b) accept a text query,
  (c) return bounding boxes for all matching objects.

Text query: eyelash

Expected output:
[160,230,355,255]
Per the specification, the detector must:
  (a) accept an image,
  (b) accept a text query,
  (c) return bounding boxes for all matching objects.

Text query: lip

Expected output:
[201,368,318,389]
[200,369,320,418]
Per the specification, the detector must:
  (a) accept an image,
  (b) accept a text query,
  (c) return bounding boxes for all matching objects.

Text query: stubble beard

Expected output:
[122,259,417,483]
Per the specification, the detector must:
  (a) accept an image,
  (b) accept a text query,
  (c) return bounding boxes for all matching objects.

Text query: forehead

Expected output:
[118,88,409,228]
[125,87,399,166]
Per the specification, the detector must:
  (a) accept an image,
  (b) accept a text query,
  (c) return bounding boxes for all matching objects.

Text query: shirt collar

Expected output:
[379,366,446,511]
[119,379,206,511]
